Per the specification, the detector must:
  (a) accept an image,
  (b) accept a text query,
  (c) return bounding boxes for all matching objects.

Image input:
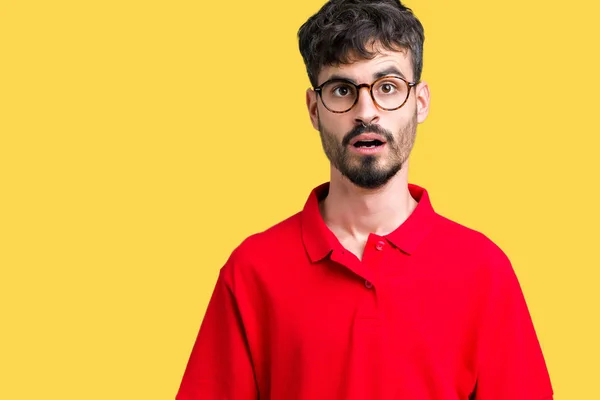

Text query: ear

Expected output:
[415,81,430,124]
[306,88,319,130]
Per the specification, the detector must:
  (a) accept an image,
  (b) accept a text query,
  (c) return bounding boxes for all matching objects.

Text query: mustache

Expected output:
[342,123,395,147]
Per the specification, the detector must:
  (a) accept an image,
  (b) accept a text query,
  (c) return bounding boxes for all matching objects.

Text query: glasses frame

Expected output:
[313,75,418,114]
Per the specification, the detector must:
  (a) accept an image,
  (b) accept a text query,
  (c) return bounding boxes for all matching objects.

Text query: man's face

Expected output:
[307,46,429,189]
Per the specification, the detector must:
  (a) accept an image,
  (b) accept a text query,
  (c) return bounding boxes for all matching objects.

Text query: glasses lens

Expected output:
[320,80,358,112]
[372,77,409,110]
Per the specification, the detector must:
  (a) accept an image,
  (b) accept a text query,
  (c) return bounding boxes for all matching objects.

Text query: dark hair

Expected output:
[298,0,425,87]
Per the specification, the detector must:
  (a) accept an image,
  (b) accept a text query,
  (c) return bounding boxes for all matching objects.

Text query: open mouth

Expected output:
[353,139,385,149]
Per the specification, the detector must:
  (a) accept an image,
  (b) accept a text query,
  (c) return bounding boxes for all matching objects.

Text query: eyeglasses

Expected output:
[314,75,417,113]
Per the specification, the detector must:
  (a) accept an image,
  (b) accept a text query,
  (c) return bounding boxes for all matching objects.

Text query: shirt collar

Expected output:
[301,182,437,262]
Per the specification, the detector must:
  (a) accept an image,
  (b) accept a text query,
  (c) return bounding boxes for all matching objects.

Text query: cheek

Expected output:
[387,109,417,131]
[319,112,352,136]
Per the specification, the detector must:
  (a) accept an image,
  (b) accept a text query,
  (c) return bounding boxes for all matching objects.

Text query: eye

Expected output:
[331,84,353,97]
[379,82,397,94]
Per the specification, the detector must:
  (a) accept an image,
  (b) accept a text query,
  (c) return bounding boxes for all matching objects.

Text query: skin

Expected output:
[305,44,431,260]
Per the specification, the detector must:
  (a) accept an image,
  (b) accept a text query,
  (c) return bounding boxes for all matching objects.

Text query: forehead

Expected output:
[317,47,413,85]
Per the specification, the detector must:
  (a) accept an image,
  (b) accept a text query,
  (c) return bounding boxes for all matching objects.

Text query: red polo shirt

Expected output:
[177,183,553,400]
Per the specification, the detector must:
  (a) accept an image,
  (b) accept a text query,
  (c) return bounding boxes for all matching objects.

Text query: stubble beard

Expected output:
[318,114,417,189]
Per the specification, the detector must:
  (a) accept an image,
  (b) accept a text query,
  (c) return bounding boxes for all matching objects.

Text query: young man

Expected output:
[176,1,553,399]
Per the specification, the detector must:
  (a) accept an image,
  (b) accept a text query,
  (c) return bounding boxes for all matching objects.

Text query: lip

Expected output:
[348,133,387,155]
[349,142,387,155]
[349,133,387,146]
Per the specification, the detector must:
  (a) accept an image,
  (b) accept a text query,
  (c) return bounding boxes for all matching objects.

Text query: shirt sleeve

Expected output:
[474,250,553,399]
[176,264,258,400]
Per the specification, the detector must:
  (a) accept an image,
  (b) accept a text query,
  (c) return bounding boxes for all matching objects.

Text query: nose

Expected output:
[353,86,380,127]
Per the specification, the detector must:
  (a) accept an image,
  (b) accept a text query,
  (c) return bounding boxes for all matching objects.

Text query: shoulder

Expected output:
[431,213,514,277]
[220,211,304,279]
[237,211,303,257]
[437,213,509,256]
[430,214,525,309]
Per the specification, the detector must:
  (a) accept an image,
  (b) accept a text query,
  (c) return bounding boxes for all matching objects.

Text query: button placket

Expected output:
[354,239,381,319]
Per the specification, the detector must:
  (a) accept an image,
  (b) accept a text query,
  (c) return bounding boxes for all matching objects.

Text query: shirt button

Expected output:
[364,280,373,289]
[375,240,385,251]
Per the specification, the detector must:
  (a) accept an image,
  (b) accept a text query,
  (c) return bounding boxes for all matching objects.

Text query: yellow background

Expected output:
[1,0,599,398]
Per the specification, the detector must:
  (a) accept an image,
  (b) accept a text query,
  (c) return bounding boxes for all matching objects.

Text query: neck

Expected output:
[320,160,417,244]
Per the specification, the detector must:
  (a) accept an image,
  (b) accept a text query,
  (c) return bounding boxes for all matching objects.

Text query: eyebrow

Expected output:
[374,67,407,81]
[323,67,408,85]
